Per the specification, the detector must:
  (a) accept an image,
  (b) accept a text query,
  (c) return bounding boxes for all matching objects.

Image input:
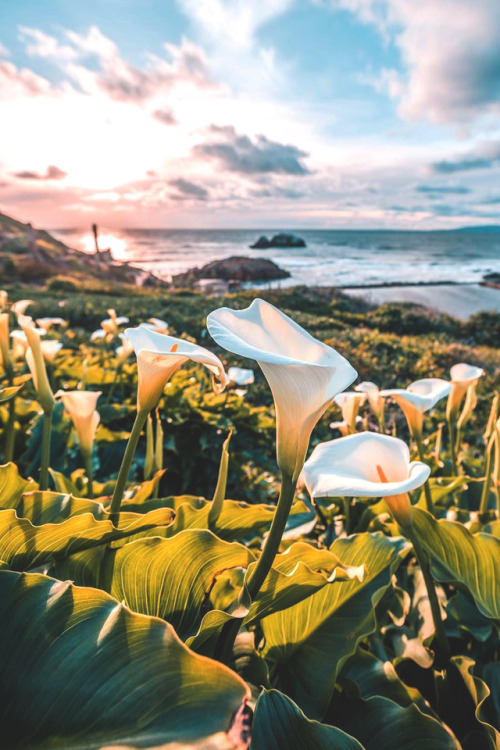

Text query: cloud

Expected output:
[334,0,500,123]
[416,184,471,195]
[0,44,9,57]
[153,109,177,125]
[431,139,500,173]
[169,177,209,200]
[0,59,50,100]
[193,125,310,175]
[177,0,294,49]
[12,165,67,180]
[18,25,217,104]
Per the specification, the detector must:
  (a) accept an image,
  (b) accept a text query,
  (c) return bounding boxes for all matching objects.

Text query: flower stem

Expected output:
[407,526,450,667]
[416,435,434,515]
[4,396,16,462]
[447,418,457,475]
[479,432,495,515]
[246,473,296,600]
[83,451,94,499]
[109,409,148,521]
[215,473,297,664]
[39,408,53,491]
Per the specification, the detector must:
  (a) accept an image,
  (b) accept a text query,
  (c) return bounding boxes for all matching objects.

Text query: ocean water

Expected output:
[52,227,500,289]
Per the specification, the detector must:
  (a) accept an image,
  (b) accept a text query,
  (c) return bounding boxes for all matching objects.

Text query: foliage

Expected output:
[0,285,499,747]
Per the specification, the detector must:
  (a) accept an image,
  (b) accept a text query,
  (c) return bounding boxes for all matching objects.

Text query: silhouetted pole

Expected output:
[92,223,101,256]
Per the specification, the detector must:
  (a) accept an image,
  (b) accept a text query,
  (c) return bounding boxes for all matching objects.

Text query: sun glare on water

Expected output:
[80,233,128,261]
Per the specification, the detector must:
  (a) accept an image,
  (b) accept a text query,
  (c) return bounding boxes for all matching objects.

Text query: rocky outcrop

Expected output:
[250,233,306,249]
[0,211,167,289]
[172,255,290,288]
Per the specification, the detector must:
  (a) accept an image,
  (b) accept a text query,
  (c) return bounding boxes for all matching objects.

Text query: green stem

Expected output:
[107,365,122,404]
[416,435,434,515]
[479,433,495,515]
[39,408,53,491]
[215,473,297,664]
[4,396,16,462]
[245,473,296,600]
[447,418,457,476]
[109,409,148,521]
[407,526,451,667]
[83,451,94,499]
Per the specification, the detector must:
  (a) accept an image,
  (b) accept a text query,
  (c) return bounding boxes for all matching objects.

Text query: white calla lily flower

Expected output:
[11,299,33,316]
[36,317,66,331]
[126,326,227,413]
[115,335,134,365]
[207,298,357,480]
[334,391,365,433]
[101,309,129,334]
[303,432,430,528]
[90,328,107,342]
[447,363,484,420]
[228,366,255,386]
[21,322,55,414]
[145,317,168,331]
[381,378,451,438]
[56,390,101,456]
[40,340,63,363]
[355,381,386,426]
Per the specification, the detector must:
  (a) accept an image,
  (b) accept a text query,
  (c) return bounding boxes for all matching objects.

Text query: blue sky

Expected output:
[1,0,500,228]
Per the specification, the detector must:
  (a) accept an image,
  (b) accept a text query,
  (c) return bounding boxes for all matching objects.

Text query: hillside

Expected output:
[0,212,167,291]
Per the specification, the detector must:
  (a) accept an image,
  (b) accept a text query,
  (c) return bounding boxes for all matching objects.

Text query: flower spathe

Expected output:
[302,432,430,527]
[40,340,63,363]
[36,317,66,331]
[381,378,451,438]
[56,390,101,456]
[126,325,227,413]
[334,391,365,433]
[207,298,357,480]
[355,381,385,422]
[21,321,55,413]
[447,363,484,420]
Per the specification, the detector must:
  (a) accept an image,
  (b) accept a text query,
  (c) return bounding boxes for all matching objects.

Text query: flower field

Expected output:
[0,285,499,750]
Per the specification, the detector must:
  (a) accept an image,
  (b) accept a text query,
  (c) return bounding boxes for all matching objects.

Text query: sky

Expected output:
[1,0,500,229]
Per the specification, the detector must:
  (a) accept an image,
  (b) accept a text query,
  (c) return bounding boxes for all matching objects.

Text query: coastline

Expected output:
[342,282,500,319]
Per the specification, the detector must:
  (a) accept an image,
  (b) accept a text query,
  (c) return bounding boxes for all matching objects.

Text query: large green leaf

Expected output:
[412,509,500,619]
[55,529,255,640]
[328,694,460,750]
[0,506,174,571]
[260,532,407,718]
[0,462,38,509]
[250,690,363,750]
[0,569,248,748]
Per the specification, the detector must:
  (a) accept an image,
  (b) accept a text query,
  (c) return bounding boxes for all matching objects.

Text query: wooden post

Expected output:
[92,223,100,255]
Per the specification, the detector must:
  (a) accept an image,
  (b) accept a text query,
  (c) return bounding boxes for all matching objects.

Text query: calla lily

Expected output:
[90,329,107,342]
[101,309,129,334]
[334,391,365,434]
[207,298,357,481]
[115,335,134,365]
[355,381,386,429]
[40,340,63,363]
[0,291,8,309]
[381,378,451,439]
[126,326,227,414]
[302,432,430,528]
[36,317,66,331]
[145,317,168,331]
[56,390,101,457]
[11,327,46,353]
[228,366,255,386]
[0,313,12,376]
[109,327,227,517]
[446,363,484,422]
[11,299,33,316]
[21,320,55,490]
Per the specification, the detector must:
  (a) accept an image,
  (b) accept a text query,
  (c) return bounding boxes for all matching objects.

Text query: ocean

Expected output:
[52,227,500,317]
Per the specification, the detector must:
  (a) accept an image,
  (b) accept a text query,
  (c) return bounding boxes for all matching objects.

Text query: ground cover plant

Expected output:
[0,284,499,749]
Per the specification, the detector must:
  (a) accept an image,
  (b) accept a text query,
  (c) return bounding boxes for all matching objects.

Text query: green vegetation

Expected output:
[0,284,499,748]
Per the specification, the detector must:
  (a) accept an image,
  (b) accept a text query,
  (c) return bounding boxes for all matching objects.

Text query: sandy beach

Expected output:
[344,283,500,319]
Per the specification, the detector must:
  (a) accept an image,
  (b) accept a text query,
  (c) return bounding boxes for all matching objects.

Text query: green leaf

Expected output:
[0,384,25,403]
[412,508,500,619]
[0,506,174,571]
[0,462,38,510]
[0,569,248,748]
[451,657,500,749]
[56,529,255,640]
[260,532,408,718]
[250,689,363,750]
[328,693,460,750]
